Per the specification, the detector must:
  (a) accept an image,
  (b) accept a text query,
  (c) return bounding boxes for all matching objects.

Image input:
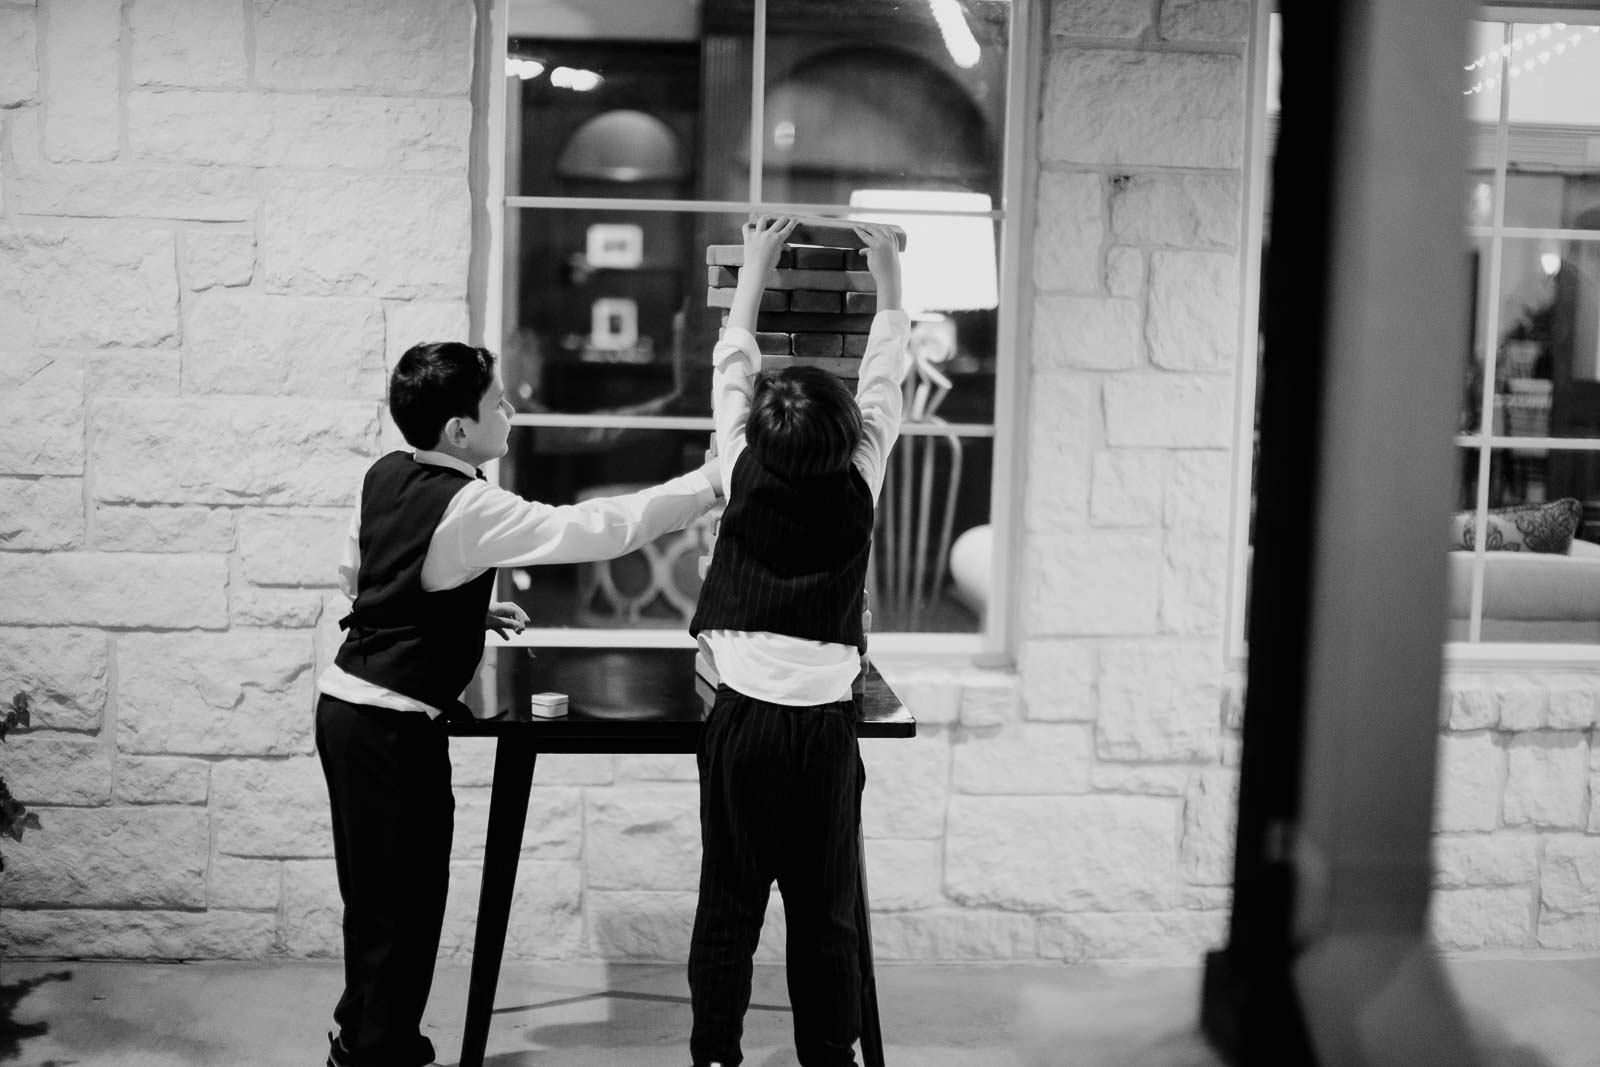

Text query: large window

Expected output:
[484,0,1033,653]
[1233,5,1600,654]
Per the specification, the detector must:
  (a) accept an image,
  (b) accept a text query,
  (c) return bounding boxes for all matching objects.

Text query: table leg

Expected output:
[458,739,537,1067]
[857,824,885,1067]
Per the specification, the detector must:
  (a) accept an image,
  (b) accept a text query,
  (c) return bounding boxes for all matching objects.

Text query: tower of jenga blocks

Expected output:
[693,219,909,708]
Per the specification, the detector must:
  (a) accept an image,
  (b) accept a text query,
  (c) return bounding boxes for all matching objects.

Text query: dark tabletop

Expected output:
[444,646,916,751]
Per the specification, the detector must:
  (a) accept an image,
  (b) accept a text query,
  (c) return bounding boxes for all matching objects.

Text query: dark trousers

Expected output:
[688,686,866,1067]
[315,694,454,1067]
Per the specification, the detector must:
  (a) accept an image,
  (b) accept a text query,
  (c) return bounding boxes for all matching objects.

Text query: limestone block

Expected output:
[870,908,1038,960]
[1023,373,1093,533]
[1043,50,1244,169]
[1090,763,1193,796]
[452,786,581,861]
[262,174,471,299]
[1147,251,1240,372]
[1538,909,1600,951]
[958,671,1021,726]
[231,585,326,629]
[1110,174,1241,248]
[1428,886,1533,950]
[115,756,210,805]
[518,753,615,786]
[2,736,111,804]
[0,7,38,106]
[946,794,1179,910]
[253,0,473,94]
[89,350,181,397]
[208,855,282,910]
[1033,295,1143,370]
[752,893,790,964]
[92,398,377,506]
[211,757,329,856]
[0,227,179,347]
[94,505,236,553]
[1161,537,1228,635]
[186,293,386,398]
[184,230,255,290]
[862,731,952,839]
[43,0,118,161]
[1544,675,1599,731]
[1024,533,1162,636]
[1033,171,1103,291]
[1090,449,1163,526]
[1051,0,1152,38]
[1222,675,1244,730]
[1161,0,1250,42]
[129,92,471,172]
[586,890,698,960]
[951,723,1094,794]
[1181,768,1237,884]
[1106,246,1144,298]
[119,633,315,756]
[896,676,962,725]
[1446,680,1496,731]
[1018,638,1095,722]
[617,753,699,781]
[1104,373,1233,447]
[385,300,472,371]
[0,909,276,960]
[1503,732,1588,829]
[237,509,351,586]
[0,477,82,548]
[1433,731,1504,833]
[1497,677,1547,731]
[1540,835,1600,913]
[1430,833,1536,888]
[130,0,246,86]
[0,352,84,475]
[2,807,207,907]
[1591,744,1600,832]
[441,859,585,961]
[0,552,227,628]
[1038,909,1226,962]
[279,859,341,957]
[0,626,108,730]
[446,737,497,787]
[586,786,703,891]
[1098,642,1222,762]
[1164,451,1233,541]
[863,838,944,911]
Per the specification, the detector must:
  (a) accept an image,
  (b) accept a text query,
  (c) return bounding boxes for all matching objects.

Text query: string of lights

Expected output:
[1463,23,1599,97]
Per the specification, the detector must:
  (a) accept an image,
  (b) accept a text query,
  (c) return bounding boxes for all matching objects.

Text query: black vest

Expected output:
[333,452,497,717]
[690,449,873,651]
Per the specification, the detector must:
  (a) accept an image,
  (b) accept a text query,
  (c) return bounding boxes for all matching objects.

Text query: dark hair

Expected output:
[746,366,863,478]
[388,342,497,449]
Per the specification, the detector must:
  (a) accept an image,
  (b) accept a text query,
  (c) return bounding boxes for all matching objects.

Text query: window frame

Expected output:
[1226,0,1600,668]
[472,0,1042,662]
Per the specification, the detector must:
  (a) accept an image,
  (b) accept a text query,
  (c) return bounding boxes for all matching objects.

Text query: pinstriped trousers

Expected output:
[688,686,866,1067]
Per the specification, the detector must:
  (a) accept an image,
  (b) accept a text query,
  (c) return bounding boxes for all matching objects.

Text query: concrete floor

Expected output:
[1,955,1597,1066]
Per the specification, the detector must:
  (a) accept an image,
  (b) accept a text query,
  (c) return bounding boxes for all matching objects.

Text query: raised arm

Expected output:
[714,215,798,495]
[851,223,911,500]
[726,215,797,334]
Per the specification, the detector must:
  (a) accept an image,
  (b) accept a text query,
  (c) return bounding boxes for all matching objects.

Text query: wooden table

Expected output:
[445,646,916,1067]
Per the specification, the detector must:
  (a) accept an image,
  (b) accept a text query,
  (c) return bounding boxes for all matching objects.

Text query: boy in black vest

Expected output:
[315,341,722,1067]
[686,216,909,1067]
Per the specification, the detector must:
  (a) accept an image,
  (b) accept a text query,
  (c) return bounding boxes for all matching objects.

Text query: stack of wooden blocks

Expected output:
[694,219,908,709]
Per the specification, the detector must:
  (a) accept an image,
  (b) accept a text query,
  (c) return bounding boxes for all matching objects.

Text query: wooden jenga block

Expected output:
[792,332,844,357]
[707,265,738,286]
[695,673,718,710]
[697,554,711,580]
[843,291,877,314]
[762,355,861,378]
[754,331,791,355]
[753,312,877,333]
[750,268,876,293]
[695,650,721,686]
[788,217,907,251]
[792,246,847,269]
[789,289,842,314]
[707,245,794,267]
[707,287,788,311]
[848,249,870,270]
[842,333,870,357]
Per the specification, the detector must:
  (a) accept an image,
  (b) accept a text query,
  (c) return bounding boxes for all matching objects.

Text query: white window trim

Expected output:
[1227,0,1600,669]
[473,0,1041,662]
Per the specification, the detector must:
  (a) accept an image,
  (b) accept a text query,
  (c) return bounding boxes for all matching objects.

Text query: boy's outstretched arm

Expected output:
[852,223,912,502]
[725,215,797,334]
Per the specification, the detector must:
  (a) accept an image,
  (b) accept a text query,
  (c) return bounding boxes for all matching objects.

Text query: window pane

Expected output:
[500,425,989,634]
[1490,235,1600,446]
[1502,22,1600,232]
[758,0,1009,207]
[506,7,754,201]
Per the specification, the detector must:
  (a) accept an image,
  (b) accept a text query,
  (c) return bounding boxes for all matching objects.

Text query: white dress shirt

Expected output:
[318,450,718,717]
[702,309,911,706]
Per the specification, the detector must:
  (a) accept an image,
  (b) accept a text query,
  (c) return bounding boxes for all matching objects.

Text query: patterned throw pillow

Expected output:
[1449,497,1583,553]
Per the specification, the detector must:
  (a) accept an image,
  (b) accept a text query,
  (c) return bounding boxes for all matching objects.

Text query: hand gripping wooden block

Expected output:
[787,217,907,251]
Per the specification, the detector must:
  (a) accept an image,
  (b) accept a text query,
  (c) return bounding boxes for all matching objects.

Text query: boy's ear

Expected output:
[443,416,469,447]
